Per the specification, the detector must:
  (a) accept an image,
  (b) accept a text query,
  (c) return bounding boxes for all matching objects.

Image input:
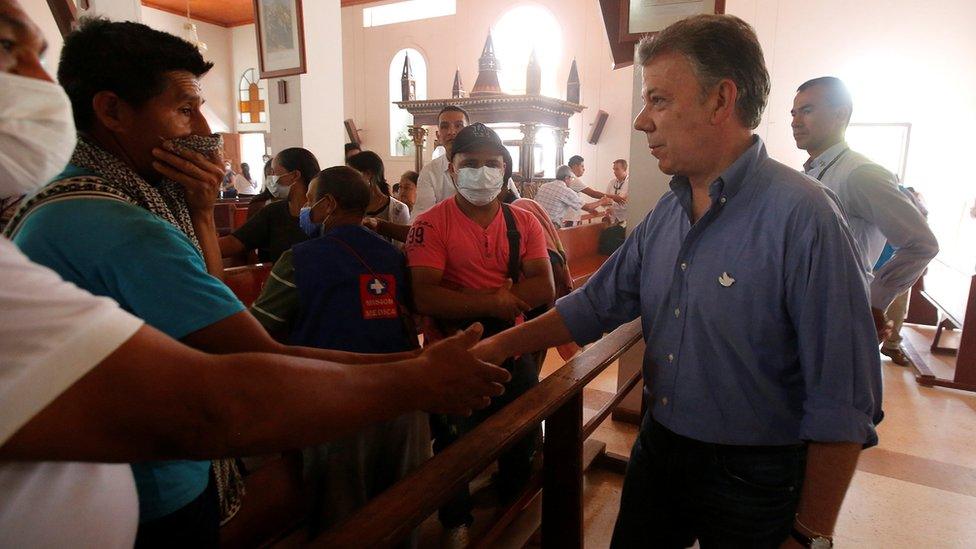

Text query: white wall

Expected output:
[726,0,976,271]
[341,0,634,186]
[140,6,235,133]
[231,24,270,134]
[299,0,345,168]
[618,0,976,271]
[21,0,141,76]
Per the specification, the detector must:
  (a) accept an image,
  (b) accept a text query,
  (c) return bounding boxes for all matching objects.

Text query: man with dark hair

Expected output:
[397,169,419,213]
[475,14,883,548]
[563,154,626,224]
[792,76,937,358]
[251,166,429,535]
[0,4,509,547]
[344,142,362,160]
[5,18,508,546]
[406,123,554,543]
[413,105,471,217]
[369,106,519,243]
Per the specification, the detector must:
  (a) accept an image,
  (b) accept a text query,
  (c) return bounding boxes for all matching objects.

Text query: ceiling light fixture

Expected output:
[183,0,208,53]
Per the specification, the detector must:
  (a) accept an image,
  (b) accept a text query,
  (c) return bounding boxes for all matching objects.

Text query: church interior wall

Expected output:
[728,0,976,271]
[340,0,634,188]
[231,24,270,134]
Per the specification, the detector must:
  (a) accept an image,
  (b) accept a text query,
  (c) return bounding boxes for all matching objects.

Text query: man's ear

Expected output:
[710,79,739,125]
[91,91,128,133]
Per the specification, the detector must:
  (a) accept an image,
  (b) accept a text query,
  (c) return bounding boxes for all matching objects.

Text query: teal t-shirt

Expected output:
[13,196,245,521]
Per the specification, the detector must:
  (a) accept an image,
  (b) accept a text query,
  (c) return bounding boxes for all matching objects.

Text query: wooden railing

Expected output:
[296,319,643,548]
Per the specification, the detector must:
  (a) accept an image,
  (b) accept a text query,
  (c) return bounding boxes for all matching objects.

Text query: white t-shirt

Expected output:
[605,177,629,222]
[0,236,144,548]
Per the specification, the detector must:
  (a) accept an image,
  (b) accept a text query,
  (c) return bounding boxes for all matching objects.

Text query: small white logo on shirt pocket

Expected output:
[718,272,735,287]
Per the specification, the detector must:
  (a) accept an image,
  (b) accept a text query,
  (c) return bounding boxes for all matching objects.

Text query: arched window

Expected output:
[389,48,428,156]
[238,68,267,124]
[492,5,562,97]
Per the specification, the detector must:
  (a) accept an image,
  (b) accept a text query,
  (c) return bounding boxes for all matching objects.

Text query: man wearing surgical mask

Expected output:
[0,3,516,547]
[404,123,555,541]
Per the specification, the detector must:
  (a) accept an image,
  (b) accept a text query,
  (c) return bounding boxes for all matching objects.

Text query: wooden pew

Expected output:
[233,206,249,230]
[213,203,236,236]
[224,263,272,307]
[558,221,611,287]
[913,259,976,392]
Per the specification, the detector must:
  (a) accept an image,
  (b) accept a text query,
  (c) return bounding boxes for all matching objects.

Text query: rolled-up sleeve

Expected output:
[846,166,939,309]
[555,217,646,345]
[785,202,883,447]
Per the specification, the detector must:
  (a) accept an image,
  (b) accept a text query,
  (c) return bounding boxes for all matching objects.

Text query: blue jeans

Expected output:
[610,418,806,549]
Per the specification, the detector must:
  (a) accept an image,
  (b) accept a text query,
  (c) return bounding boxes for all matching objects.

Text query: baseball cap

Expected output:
[449,123,513,182]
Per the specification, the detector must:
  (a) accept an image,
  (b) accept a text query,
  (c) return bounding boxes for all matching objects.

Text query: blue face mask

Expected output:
[298,206,321,238]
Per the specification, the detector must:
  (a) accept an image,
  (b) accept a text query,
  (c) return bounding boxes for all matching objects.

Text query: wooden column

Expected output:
[542,391,583,549]
[520,123,538,182]
[46,0,79,37]
[555,128,570,170]
[408,125,428,173]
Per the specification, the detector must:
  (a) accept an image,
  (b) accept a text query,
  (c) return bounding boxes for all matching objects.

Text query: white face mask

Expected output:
[0,72,77,199]
[455,166,504,206]
[266,174,292,199]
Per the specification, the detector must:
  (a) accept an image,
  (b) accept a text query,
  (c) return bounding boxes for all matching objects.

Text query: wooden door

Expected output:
[221,132,242,171]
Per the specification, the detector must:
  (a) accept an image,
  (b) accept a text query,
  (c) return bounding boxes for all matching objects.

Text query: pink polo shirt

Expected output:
[405,198,548,291]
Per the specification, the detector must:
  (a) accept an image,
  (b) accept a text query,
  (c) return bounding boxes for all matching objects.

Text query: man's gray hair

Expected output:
[555,165,573,181]
[636,14,769,129]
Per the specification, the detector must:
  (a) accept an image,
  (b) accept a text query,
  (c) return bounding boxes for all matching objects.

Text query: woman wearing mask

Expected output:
[246,159,275,219]
[219,148,319,263]
[346,151,410,245]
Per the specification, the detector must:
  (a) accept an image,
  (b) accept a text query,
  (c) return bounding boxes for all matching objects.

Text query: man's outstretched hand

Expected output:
[471,335,508,366]
[415,323,511,415]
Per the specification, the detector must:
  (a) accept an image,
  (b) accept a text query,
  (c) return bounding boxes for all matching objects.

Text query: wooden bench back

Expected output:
[213,203,236,236]
[224,263,272,307]
[558,222,608,264]
[558,222,611,286]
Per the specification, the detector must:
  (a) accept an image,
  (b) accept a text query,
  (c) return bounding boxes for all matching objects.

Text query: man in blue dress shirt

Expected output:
[474,14,882,549]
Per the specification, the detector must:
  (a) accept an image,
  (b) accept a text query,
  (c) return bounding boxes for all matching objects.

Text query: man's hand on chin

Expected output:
[151,140,223,215]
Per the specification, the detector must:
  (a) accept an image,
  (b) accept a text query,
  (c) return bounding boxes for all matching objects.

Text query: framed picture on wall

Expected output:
[253,0,307,79]
[598,0,726,68]
[619,0,725,42]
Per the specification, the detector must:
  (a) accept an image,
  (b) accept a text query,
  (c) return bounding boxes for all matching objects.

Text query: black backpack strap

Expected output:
[500,203,521,283]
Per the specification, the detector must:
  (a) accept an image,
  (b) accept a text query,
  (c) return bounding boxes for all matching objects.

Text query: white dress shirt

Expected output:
[804,141,938,309]
[605,177,629,222]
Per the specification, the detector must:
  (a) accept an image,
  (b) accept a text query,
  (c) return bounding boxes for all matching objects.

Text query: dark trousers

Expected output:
[134,468,220,549]
[610,418,806,549]
[431,353,540,528]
